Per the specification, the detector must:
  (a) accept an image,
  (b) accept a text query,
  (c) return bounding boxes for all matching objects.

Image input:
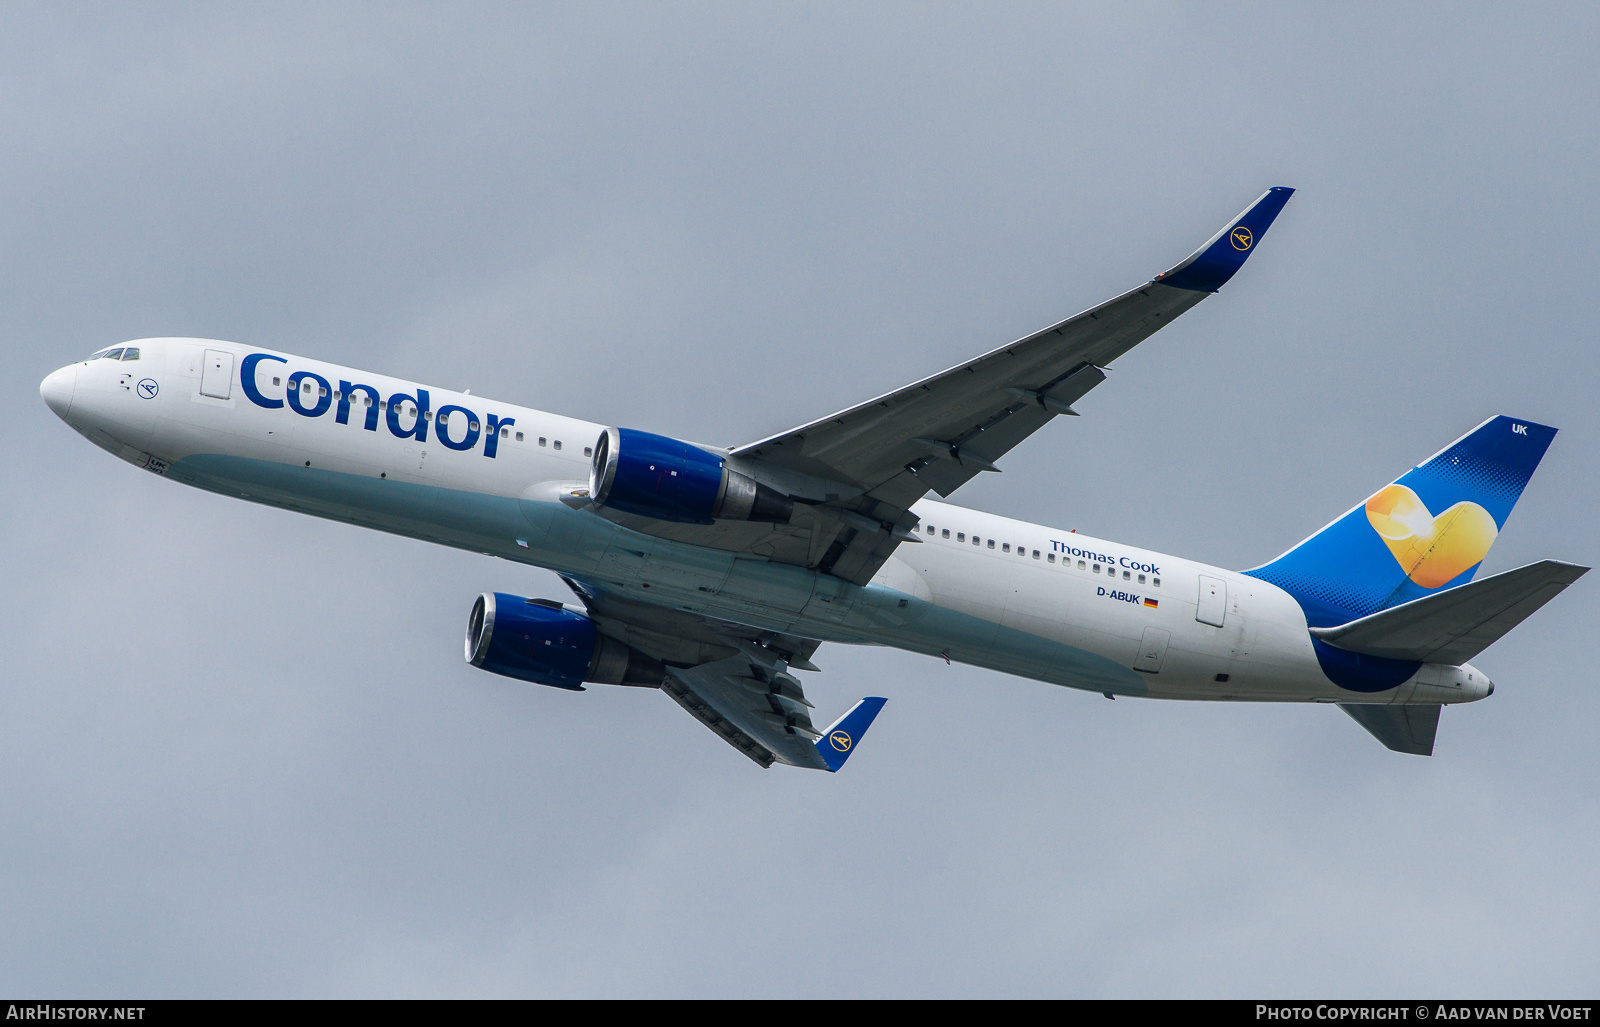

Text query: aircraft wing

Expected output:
[587,188,1294,585]
[735,187,1295,506]
[560,576,885,770]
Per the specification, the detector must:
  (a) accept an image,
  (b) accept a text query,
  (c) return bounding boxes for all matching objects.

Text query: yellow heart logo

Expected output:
[1365,484,1497,588]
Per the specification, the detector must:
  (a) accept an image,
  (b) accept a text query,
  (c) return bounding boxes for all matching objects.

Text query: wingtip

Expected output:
[1155,187,1295,293]
[814,696,887,772]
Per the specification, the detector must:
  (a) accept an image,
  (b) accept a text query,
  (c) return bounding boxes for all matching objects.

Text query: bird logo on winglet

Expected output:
[1230,227,1253,251]
[830,731,852,752]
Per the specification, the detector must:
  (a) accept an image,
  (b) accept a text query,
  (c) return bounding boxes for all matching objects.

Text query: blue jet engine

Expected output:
[465,592,665,690]
[589,427,794,525]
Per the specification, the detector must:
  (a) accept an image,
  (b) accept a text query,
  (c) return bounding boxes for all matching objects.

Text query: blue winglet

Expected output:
[1156,186,1294,293]
[814,697,887,772]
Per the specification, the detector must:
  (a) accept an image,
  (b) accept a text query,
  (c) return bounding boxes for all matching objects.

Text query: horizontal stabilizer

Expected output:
[1339,703,1441,756]
[1311,560,1588,665]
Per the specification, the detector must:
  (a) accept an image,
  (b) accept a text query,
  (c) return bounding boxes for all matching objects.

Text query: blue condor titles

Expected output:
[239,353,515,457]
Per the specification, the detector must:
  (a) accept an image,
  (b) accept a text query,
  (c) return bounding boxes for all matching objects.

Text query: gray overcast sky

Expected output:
[4,2,1597,998]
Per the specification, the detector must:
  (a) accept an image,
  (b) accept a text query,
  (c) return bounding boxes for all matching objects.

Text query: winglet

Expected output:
[814,697,887,772]
[1156,186,1294,293]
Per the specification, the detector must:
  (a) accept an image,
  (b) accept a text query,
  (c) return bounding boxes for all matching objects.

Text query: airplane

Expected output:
[38,186,1586,770]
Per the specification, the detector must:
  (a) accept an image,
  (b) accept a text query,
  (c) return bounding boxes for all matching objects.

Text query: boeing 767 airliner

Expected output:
[38,187,1585,768]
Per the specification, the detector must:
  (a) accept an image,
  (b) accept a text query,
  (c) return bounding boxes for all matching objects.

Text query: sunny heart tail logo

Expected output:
[1365,483,1497,588]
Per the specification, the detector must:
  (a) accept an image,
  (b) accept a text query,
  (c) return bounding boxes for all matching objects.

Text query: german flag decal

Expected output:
[1143,598,1159,609]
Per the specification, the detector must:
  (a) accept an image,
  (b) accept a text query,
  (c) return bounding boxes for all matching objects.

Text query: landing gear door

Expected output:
[1197,575,1227,627]
[201,350,235,400]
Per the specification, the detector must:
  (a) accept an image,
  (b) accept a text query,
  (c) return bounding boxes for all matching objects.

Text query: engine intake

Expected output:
[589,427,793,525]
[465,592,665,690]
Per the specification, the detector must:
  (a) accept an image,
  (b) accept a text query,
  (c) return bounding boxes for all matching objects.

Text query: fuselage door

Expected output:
[1197,574,1227,627]
[200,349,234,400]
[1133,627,1170,673]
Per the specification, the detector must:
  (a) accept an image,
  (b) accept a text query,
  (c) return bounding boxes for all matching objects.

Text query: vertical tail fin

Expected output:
[1245,416,1557,627]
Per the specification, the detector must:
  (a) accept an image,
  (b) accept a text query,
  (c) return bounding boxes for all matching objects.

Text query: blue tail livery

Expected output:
[815,697,888,772]
[1245,415,1558,628]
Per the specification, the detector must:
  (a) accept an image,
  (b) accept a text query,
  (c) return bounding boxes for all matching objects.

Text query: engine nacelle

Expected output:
[465,592,665,690]
[589,427,793,525]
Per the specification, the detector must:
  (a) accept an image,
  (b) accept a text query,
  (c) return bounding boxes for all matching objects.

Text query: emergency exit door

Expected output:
[200,350,234,400]
[1197,575,1227,627]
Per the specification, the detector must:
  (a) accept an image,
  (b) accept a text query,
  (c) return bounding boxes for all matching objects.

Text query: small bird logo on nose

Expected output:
[137,379,159,399]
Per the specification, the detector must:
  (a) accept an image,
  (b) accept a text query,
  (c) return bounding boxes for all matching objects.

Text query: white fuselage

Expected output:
[39,338,1491,707]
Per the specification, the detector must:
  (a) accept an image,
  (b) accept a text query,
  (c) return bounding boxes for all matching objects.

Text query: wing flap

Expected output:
[1310,561,1588,664]
[661,675,779,768]
[665,655,832,769]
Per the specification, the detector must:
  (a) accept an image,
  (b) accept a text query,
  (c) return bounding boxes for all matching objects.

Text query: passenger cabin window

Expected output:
[1048,553,1056,563]
[120,348,140,361]
[1123,570,1131,579]
[942,529,950,539]
[986,539,995,549]
[1138,574,1146,583]
[1078,560,1086,570]
[274,377,282,386]
[926,525,935,535]
[1152,577,1161,587]
[1002,543,1010,553]
[584,446,592,457]
[1093,564,1101,573]
[957,533,965,542]
[539,437,547,447]
[1032,550,1040,559]
[515,431,524,442]
[554,440,562,450]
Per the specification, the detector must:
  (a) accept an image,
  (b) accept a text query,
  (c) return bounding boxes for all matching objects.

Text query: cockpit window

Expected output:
[120,347,140,361]
[89,347,115,359]
[101,348,124,360]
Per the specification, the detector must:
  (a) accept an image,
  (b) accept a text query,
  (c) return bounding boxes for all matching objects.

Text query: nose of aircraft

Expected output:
[40,364,77,419]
